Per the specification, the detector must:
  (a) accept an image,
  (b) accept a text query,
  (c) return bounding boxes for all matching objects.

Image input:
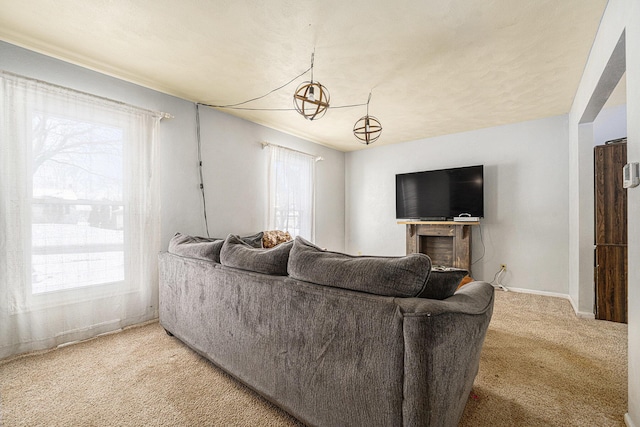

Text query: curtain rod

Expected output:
[261,142,324,161]
[0,70,173,120]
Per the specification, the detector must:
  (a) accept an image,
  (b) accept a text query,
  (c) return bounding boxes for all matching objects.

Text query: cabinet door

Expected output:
[594,143,627,245]
[595,245,627,323]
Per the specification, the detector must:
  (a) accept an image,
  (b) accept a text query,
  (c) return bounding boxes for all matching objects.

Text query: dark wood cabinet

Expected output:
[594,141,627,323]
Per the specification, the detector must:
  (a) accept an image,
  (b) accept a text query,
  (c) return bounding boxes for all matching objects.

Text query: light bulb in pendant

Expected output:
[353,91,382,145]
[293,81,330,120]
[353,115,382,145]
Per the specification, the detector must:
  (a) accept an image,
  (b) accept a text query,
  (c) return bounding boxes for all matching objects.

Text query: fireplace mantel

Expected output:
[399,221,478,271]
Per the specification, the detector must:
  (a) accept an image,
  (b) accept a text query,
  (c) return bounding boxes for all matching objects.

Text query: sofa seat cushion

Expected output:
[220,234,293,276]
[287,237,432,298]
[168,232,225,262]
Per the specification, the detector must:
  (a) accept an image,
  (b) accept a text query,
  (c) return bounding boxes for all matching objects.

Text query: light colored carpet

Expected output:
[459,291,627,426]
[0,291,627,426]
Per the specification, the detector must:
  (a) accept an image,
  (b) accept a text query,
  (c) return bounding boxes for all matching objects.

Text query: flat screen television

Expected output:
[395,165,484,220]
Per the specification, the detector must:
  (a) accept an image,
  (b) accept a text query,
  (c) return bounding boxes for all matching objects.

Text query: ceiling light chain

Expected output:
[310,51,314,83]
[353,91,382,145]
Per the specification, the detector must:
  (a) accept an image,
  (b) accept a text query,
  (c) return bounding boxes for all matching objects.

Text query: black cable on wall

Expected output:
[195,103,210,237]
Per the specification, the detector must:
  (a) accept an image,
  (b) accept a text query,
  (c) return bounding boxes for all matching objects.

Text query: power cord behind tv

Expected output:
[471,223,485,265]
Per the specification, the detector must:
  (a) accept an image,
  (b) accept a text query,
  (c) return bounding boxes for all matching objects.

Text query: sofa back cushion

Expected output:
[211,232,264,249]
[287,237,432,298]
[168,232,224,262]
[418,268,469,300]
[220,234,293,276]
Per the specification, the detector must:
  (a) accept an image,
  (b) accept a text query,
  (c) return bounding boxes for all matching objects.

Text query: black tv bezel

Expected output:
[395,165,484,220]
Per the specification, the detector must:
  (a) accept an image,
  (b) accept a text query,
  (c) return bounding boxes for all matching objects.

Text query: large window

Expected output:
[0,71,163,359]
[31,113,125,294]
[267,145,316,241]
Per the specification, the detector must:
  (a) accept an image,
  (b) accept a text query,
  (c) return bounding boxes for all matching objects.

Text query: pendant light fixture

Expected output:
[353,92,382,145]
[293,52,330,120]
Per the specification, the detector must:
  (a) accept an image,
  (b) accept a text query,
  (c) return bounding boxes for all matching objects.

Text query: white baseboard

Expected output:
[625,412,637,427]
[502,287,595,319]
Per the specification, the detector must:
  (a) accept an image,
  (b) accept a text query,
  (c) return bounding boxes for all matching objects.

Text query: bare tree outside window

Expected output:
[31,113,125,294]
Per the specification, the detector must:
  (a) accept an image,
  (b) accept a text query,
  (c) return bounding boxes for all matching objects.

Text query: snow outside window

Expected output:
[0,71,162,359]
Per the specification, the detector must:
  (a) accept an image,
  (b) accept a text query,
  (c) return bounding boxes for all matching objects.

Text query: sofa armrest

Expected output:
[394,280,494,316]
[396,281,494,427]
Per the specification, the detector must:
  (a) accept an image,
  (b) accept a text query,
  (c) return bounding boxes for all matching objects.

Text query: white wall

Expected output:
[0,41,346,252]
[627,1,640,422]
[593,104,628,146]
[346,115,570,293]
[568,0,639,424]
[197,107,345,251]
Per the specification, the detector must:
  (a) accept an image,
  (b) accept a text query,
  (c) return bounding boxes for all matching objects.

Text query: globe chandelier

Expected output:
[293,52,330,121]
[353,92,382,145]
[204,51,383,145]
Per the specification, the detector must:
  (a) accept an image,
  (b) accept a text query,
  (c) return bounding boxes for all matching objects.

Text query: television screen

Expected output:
[395,165,484,219]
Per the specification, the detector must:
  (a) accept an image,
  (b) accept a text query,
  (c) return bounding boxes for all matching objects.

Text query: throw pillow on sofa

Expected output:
[262,230,293,248]
[168,232,225,262]
[418,268,469,300]
[212,231,264,249]
[168,232,264,263]
[220,234,293,276]
[458,274,475,289]
[287,237,432,298]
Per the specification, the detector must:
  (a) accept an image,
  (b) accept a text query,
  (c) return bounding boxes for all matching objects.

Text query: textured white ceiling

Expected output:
[0,0,608,151]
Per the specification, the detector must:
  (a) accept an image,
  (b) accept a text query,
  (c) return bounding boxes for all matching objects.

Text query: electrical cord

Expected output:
[471,222,485,265]
[491,265,508,291]
[203,66,311,109]
[195,103,210,237]
[193,57,370,237]
[197,58,368,112]
[206,102,368,112]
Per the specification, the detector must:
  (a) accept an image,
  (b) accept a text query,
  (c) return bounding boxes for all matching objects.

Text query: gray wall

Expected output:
[197,106,345,251]
[345,115,570,294]
[0,41,345,251]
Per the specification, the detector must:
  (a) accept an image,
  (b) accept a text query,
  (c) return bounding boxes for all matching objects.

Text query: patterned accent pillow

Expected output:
[262,230,293,248]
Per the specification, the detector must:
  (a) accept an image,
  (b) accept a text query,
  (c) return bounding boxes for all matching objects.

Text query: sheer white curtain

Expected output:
[267,145,316,241]
[0,71,162,359]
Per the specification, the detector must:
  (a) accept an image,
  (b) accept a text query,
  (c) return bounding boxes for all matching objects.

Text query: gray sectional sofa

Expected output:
[159,234,494,427]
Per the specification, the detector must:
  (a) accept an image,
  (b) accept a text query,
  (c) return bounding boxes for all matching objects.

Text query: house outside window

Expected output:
[0,71,162,359]
[30,112,125,294]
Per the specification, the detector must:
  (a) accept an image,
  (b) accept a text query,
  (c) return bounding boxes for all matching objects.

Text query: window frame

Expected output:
[267,145,316,242]
[19,102,138,311]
